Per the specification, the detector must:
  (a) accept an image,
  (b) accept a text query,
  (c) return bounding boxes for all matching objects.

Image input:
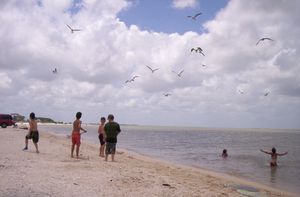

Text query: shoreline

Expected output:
[0,127,298,197]
[17,122,300,133]
[116,148,297,197]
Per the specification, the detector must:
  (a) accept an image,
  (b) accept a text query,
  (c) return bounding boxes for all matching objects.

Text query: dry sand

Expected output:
[0,127,297,197]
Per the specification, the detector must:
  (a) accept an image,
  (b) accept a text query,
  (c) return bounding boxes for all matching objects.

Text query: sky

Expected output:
[0,0,299,129]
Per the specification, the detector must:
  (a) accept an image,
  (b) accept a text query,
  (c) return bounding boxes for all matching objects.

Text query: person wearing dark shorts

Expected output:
[98,117,106,157]
[104,114,121,162]
[26,131,39,143]
[23,112,39,153]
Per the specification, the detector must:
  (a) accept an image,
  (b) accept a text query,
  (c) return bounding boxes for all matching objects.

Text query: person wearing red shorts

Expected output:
[71,112,87,158]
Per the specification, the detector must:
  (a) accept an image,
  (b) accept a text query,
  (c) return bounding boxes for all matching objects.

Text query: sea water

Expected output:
[38,124,300,194]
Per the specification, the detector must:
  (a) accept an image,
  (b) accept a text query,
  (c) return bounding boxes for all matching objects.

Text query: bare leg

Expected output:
[33,143,39,153]
[100,145,105,157]
[99,145,101,156]
[112,154,115,162]
[75,145,80,159]
[105,154,108,161]
[71,144,75,158]
[23,137,28,150]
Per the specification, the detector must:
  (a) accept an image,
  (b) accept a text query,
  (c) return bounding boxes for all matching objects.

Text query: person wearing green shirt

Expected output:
[104,114,121,162]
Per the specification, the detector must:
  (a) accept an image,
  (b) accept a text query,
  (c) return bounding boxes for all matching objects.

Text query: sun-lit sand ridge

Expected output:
[0,127,297,197]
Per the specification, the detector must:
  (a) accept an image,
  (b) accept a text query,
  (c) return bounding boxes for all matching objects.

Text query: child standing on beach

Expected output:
[98,117,106,157]
[23,112,39,153]
[260,147,288,167]
[71,112,87,159]
[104,114,121,162]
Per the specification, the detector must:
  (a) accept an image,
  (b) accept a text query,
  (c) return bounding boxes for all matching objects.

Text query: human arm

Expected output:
[98,125,101,135]
[260,149,271,155]
[79,121,87,134]
[117,124,121,135]
[277,152,288,156]
[27,120,32,134]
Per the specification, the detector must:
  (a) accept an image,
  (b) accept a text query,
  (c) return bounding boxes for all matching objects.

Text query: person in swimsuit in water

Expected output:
[222,149,228,158]
[71,112,87,158]
[260,147,288,167]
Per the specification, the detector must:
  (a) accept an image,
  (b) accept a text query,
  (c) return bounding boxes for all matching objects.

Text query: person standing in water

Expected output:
[71,112,87,158]
[222,149,228,158]
[23,112,39,153]
[98,117,106,157]
[260,147,288,167]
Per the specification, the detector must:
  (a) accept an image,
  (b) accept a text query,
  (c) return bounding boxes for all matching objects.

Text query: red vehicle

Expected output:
[0,114,16,128]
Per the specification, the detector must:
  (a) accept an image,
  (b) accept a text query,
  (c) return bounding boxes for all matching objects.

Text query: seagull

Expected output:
[256,37,274,46]
[187,12,202,20]
[238,89,244,94]
[172,69,184,77]
[52,68,58,74]
[264,92,270,96]
[125,75,139,83]
[146,66,159,73]
[66,24,81,34]
[202,64,206,67]
[191,47,205,56]
[163,93,171,97]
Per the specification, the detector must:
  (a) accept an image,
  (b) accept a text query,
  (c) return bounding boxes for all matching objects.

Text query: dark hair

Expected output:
[108,114,114,120]
[272,147,276,154]
[223,149,227,154]
[30,112,35,119]
[101,117,106,122]
[76,112,82,119]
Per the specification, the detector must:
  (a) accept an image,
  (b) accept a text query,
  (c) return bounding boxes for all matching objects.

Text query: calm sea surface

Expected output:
[38,124,300,194]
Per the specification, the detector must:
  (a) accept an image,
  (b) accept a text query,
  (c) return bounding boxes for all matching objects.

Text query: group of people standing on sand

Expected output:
[22,112,121,162]
[70,112,121,162]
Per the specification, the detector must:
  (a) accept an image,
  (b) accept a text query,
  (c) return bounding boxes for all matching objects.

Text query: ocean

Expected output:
[38,124,300,194]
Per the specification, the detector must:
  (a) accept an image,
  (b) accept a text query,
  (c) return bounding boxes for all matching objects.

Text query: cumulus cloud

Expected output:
[172,0,198,9]
[0,0,299,128]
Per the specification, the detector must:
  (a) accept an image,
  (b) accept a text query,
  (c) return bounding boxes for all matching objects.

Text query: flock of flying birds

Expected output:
[52,15,273,97]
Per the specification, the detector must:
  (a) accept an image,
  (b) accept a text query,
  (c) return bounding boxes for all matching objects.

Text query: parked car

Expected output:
[0,114,16,128]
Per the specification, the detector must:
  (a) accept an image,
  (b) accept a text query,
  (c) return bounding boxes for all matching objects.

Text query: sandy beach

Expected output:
[0,127,297,197]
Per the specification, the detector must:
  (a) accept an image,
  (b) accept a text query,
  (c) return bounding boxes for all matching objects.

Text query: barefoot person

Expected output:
[260,147,288,167]
[71,112,87,158]
[98,117,106,157]
[104,114,121,162]
[23,112,39,153]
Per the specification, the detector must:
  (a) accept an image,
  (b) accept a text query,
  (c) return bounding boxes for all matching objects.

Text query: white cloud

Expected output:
[172,0,198,9]
[0,72,12,89]
[0,0,299,128]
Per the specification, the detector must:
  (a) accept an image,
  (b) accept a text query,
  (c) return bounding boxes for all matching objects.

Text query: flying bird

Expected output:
[264,92,270,96]
[191,47,205,56]
[187,12,202,20]
[163,93,171,97]
[172,69,184,77]
[146,66,159,73]
[191,47,203,52]
[238,89,244,94]
[52,68,58,74]
[67,24,81,33]
[202,64,206,67]
[125,75,139,83]
[256,37,274,46]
